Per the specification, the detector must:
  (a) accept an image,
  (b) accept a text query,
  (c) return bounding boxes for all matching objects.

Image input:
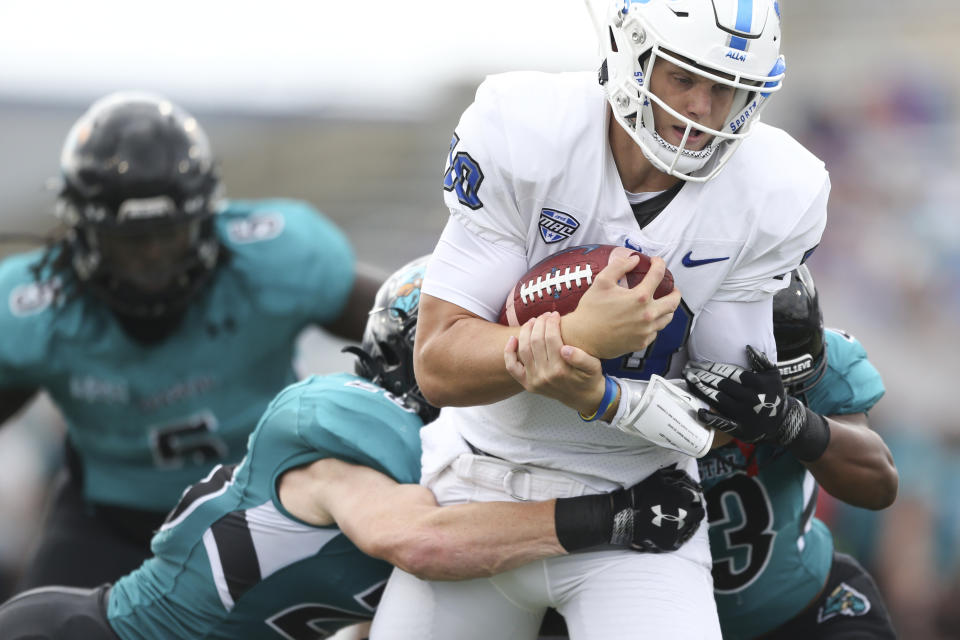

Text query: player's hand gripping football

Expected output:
[682,346,830,461]
[562,255,681,360]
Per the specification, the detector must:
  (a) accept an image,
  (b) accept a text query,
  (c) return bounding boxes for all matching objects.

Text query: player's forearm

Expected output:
[383,500,565,581]
[415,316,522,407]
[335,485,563,580]
[316,460,563,579]
[803,413,898,510]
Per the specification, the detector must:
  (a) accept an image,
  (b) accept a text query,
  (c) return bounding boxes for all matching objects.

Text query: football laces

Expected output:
[519,265,594,305]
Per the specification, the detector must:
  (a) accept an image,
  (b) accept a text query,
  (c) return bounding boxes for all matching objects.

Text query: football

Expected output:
[498,244,675,326]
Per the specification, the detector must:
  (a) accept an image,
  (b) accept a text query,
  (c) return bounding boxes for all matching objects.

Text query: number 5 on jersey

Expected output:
[150,411,229,468]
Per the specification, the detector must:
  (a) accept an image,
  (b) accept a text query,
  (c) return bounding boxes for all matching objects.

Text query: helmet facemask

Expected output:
[65,209,220,318]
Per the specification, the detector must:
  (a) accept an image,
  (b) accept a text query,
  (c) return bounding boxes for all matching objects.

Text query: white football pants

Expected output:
[369,454,721,640]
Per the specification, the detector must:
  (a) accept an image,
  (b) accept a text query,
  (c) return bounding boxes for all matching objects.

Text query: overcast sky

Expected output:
[0,1,599,114]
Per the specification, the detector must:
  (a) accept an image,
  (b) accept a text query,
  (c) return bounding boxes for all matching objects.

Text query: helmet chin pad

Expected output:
[638,125,718,176]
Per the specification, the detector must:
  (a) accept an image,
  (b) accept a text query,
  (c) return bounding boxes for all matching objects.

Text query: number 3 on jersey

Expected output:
[602,301,693,380]
[707,474,776,593]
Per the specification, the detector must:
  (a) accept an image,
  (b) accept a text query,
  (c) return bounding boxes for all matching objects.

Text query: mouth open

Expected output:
[673,125,705,147]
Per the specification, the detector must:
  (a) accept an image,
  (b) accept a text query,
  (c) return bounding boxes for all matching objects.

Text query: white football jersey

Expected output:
[422,71,828,487]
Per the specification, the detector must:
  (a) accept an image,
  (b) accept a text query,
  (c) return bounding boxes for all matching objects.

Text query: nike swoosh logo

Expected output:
[624,239,643,252]
[682,251,730,268]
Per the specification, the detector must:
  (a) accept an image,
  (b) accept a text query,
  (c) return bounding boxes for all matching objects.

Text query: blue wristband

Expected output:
[579,375,618,422]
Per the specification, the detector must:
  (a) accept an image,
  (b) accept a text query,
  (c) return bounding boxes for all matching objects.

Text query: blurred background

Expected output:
[0,1,957,636]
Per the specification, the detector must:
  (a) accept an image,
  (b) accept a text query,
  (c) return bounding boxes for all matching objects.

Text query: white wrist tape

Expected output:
[612,375,715,458]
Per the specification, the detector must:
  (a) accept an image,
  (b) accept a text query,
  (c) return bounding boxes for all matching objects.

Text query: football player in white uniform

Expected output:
[371,2,828,639]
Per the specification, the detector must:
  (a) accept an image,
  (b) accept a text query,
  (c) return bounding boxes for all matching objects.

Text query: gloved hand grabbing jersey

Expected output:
[682,345,830,462]
[554,465,705,553]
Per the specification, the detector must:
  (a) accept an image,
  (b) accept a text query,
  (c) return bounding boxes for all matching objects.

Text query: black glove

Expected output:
[555,465,705,553]
[683,345,830,461]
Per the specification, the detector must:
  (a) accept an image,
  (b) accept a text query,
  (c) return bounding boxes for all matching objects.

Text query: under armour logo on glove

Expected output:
[683,345,807,446]
[651,504,687,528]
[753,394,780,417]
[555,465,708,553]
[609,465,705,553]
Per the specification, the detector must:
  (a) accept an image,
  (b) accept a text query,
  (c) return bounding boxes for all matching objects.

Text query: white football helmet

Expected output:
[586,0,786,182]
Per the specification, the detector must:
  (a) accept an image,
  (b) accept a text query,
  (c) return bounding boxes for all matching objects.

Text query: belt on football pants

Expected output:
[453,446,606,501]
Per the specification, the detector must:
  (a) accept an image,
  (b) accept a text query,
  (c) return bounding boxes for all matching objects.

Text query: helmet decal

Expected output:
[345,256,439,424]
[386,269,423,319]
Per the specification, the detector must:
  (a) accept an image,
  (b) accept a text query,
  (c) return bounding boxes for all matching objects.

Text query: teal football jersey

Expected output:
[699,328,885,639]
[0,199,355,510]
[107,373,423,640]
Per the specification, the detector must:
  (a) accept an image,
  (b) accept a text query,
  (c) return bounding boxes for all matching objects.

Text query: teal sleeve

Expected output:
[832,357,885,414]
[298,208,356,325]
[804,329,885,416]
[0,251,56,388]
[219,199,356,324]
[294,375,423,484]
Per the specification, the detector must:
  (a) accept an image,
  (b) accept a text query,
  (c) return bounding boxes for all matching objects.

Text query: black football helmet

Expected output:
[345,256,438,424]
[773,264,827,395]
[56,91,223,317]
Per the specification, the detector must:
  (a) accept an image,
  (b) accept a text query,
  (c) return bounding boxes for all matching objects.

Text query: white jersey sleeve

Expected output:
[708,130,830,303]
[442,76,527,252]
[423,216,529,321]
[687,296,776,366]
[433,72,604,319]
